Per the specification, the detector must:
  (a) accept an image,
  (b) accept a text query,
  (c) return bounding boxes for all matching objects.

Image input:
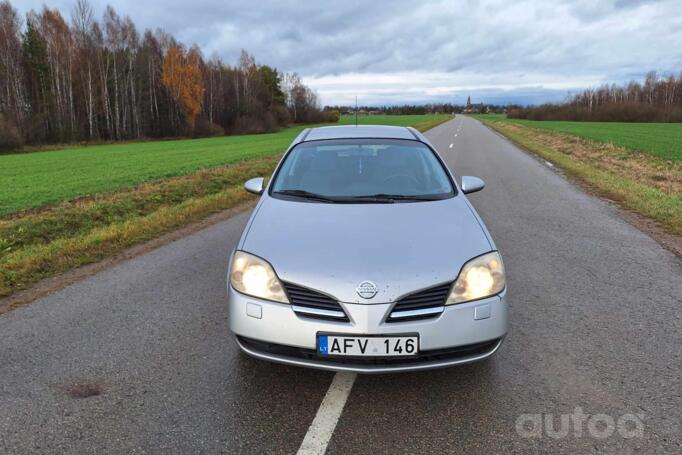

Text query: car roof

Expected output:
[303,125,417,142]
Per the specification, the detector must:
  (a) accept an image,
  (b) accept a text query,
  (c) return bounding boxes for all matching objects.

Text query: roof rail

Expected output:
[406,127,421,140]
[293,128,312,145]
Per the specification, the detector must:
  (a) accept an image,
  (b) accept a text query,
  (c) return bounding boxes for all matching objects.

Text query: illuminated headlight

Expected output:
[446,251,505,304]
[230,251,289,303]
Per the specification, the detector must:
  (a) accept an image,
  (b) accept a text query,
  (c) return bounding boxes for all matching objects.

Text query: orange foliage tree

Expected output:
[161,44,203,129]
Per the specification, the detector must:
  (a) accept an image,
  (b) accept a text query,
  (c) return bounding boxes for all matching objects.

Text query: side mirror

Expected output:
[461,176,485,194]
[244,177,264,195]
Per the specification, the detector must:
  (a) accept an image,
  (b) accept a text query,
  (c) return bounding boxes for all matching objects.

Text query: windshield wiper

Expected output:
[274,190,442,203]
[349,193,442,202]
[273,189,339,203]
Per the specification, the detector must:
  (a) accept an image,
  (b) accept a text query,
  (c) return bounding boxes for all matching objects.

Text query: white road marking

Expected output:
[454,134,458,137]
[297,372,357,455]
[449,143,454,149]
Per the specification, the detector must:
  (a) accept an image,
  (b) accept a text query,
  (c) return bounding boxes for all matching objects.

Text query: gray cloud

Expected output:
[15,0,682,105]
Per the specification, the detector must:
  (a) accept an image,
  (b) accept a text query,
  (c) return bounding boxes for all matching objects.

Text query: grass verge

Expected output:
[0,156,278,296]
[475,116,682,238]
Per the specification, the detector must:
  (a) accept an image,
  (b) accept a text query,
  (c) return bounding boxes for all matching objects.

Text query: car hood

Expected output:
[241,196,492,303]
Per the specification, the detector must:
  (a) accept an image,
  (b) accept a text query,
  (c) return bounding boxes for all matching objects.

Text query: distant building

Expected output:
[463,96,487,114]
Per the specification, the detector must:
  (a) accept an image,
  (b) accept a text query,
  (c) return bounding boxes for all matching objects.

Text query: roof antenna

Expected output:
[355,96,358,127]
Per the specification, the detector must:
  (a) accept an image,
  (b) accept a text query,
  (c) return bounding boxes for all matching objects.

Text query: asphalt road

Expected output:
[1,116,680,454]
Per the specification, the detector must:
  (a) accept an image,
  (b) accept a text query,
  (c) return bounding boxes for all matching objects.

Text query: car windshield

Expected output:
[270,139,454,202]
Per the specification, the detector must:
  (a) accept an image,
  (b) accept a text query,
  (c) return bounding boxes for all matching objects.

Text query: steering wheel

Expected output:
[382,174,420,187]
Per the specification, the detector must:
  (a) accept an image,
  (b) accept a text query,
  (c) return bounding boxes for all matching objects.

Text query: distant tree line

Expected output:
[326,103,464,115]
[508,72,682,122]
[0,0,333,151]
[325,103,515,116]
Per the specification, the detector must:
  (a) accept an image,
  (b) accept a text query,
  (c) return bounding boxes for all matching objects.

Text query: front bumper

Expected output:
[227,286,508,373]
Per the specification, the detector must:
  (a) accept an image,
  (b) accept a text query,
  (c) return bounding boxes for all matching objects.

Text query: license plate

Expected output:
[317,334,419,357]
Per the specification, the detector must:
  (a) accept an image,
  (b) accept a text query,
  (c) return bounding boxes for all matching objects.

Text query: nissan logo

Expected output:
[356,281,378,299]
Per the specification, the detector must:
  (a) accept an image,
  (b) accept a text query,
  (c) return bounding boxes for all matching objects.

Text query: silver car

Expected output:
[227,125,507,373]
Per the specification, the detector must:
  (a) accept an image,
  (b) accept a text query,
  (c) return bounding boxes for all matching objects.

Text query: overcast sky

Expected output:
[15,0,682,106]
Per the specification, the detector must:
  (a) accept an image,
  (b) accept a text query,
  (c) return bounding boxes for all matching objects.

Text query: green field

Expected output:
[338,114,450,129]
[476,114,682,162]
[0,114,450,216]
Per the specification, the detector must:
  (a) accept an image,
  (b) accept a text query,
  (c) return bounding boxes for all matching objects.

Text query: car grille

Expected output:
[386,282,452,322]
[283,282,350,322]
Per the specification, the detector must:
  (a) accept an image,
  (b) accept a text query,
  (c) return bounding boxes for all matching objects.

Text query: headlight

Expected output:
[230,251,289,303]
[446,251,505,304]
